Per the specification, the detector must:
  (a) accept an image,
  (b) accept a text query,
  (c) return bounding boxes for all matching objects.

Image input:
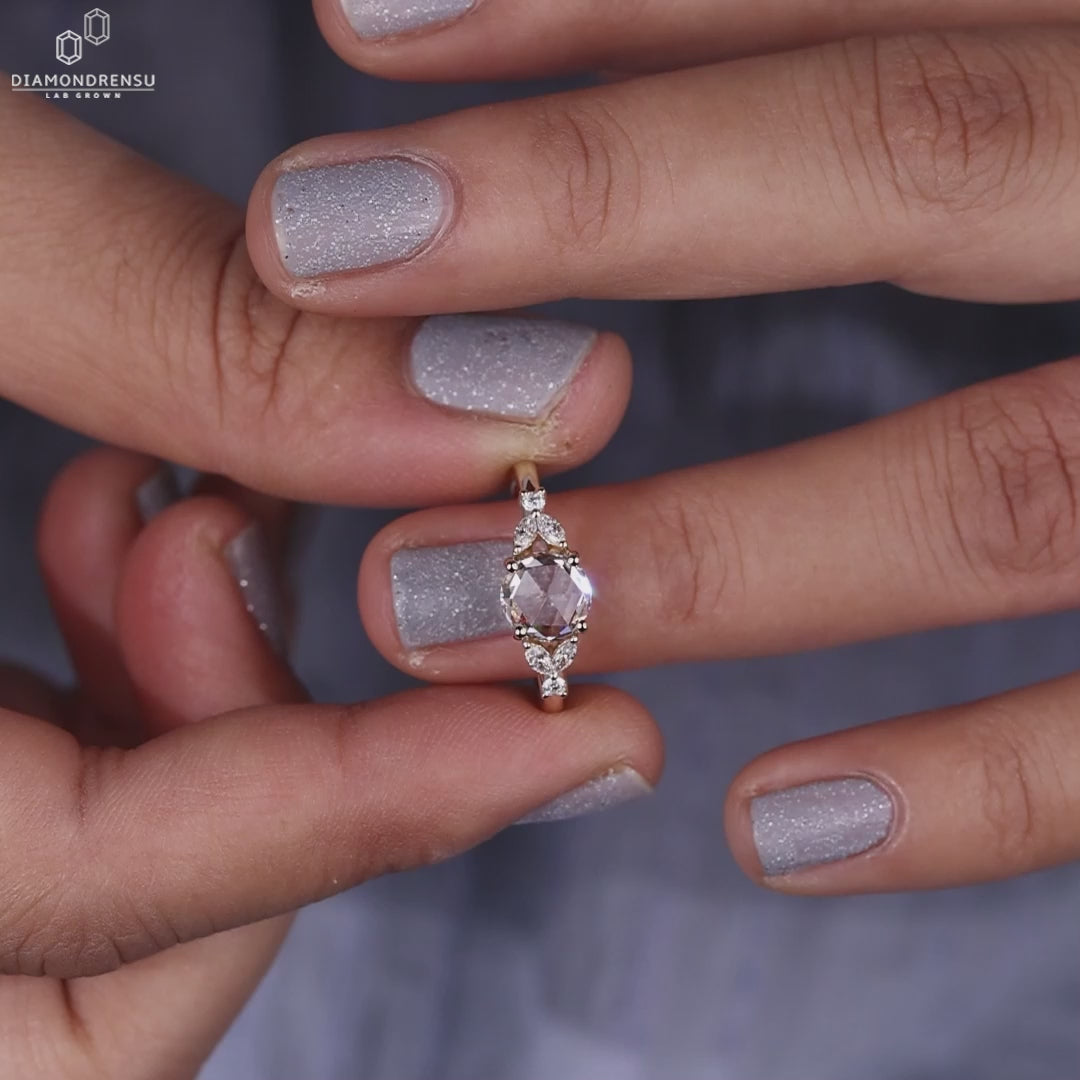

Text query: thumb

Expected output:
[0,497,662,980]
[0,92,630,505]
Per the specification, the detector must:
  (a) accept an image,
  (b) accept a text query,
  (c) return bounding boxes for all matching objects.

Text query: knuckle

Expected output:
[938,363,1080,583]
[646,482,745,633]
[833,31,1078,217]
[0,884,123,980]
[527,96,644,256]
[0,747,179,980]
[969,706,1042,863]
[203,229,306,432]
[143,215,310,452]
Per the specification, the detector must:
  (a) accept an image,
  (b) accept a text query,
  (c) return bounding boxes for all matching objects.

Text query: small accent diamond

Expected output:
[540,675,568,698]
[524,636,580,678]
[520,488,547,513]
[552,638,578,670]
[514,512,567,552]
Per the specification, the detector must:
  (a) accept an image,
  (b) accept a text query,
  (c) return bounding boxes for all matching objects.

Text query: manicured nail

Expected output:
[751,778,893,877]
[341,0,476,39]
[391,540,507,650]
[409,315,597,420]
[272,158,449,278]
[515,767,652,825]
[224,523,287,657]
[135,465,180,524]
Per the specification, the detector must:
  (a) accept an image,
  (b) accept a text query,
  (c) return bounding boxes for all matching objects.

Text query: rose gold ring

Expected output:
[500,463,593,712]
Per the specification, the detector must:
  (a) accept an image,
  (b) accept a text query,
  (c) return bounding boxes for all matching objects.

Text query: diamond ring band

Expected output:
[500,463,593,712]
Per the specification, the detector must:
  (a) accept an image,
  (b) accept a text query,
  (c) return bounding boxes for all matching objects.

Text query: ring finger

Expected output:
[359,356,1080,679]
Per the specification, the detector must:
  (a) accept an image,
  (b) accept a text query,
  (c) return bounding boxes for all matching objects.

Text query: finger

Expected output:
[37,449,176,735]
[723,670,1080,892]
[250,27,1080,316]
[60,496,302,1075]
[360,355,1080,679]
[315,0,1073,81]
[118,496,301,729]
[0,92,629,504]
[0,693,660,979]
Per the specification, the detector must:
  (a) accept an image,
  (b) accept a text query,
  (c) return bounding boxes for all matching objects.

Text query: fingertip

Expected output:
[356,503,520,678]
[38,448,159,575]
[38,448,165,727]
[116,496,300,729]
[244,154,295,307]
[311,0,487,83]
[536,329,632,471]
[723,759,770,888]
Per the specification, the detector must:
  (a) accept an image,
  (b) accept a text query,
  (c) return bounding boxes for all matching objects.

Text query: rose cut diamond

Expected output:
[501,553,592,642]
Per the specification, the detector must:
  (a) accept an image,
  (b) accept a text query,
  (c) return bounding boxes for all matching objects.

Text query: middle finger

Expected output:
[249,27,1080,315]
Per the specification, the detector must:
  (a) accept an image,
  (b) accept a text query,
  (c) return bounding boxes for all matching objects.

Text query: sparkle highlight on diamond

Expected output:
[501,553,592,642]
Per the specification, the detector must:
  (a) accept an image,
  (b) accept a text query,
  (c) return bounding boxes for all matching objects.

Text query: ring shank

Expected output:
[511,461,541,497]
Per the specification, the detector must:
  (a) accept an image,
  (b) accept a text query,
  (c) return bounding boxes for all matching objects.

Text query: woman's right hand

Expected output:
[0,88,629,505]
[2,447,661,1078]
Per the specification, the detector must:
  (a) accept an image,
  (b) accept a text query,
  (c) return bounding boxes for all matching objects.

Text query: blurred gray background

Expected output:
[2,3,1079,1077]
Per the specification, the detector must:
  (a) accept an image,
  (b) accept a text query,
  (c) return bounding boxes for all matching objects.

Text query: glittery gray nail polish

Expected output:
[224,523,287,657]
[341,0,476,38]
[134,466,180,525]
[515,767,652,825]
[409,315,597,420]
[751,778,893,877]
[391,540,508,649]
[272,158,449,278]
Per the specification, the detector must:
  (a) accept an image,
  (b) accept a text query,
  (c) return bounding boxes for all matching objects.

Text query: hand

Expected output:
[239,4,1080,891]
[0,91,628,505]
[3,450,660,1078]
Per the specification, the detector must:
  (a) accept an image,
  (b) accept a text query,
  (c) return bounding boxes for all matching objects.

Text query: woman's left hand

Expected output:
[243,1,1080,893]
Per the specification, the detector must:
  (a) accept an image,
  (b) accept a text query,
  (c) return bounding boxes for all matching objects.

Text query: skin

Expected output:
[1,450,660,1077]
[0,93,629,504]
[7,0,1080,1071]
[248,9,1080,895]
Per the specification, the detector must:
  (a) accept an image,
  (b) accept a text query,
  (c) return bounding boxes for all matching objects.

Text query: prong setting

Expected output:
[502,468,592,708]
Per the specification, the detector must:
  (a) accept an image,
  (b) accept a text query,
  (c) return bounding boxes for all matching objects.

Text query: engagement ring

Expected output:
[501,463,593,712]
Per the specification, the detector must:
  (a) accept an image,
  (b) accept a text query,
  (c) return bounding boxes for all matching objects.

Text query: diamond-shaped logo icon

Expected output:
[83,8,110,46]
[56,29,82,65]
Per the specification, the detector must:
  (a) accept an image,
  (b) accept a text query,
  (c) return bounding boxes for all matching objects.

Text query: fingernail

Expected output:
[272,157,450,279]
[409,315,597,421]
[751,777,894,877]
[391,540,507,650]
[135,465,181,525]
[515,767,652,825]
[224,523,288,657]
[341,0,476,38]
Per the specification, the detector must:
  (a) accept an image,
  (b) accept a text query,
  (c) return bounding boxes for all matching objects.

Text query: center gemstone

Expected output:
[501,552,593,641]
